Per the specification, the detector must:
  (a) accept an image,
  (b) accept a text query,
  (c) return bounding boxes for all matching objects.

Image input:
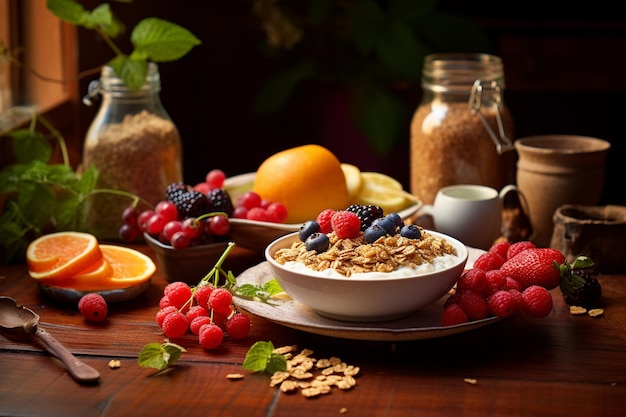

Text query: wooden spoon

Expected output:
[0,296,101,384]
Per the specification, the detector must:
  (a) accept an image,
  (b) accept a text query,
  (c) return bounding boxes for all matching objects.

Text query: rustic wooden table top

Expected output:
[1,243,625,417]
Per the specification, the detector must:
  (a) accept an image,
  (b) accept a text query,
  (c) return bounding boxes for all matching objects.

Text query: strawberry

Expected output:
[500,247,566,290]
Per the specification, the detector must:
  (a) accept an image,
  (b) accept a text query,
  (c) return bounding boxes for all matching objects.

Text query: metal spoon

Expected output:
[0,296,101,384]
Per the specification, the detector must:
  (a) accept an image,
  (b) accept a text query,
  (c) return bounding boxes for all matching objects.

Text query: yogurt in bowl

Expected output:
[265,230,468,322]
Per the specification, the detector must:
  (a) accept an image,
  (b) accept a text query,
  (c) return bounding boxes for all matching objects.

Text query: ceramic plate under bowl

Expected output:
[223,172,422,252]
[233,248,500,341]
[144,232,230,284]
[39,280,151,304]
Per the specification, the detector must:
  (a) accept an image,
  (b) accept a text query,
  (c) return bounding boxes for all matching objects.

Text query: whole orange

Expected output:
[253,144,349,223]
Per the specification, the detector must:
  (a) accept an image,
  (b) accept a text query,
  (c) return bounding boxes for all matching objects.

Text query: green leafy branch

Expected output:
[0,114,149,264]
[46,0,201,90]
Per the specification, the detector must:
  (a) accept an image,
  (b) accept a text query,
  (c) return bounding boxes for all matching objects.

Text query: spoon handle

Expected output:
[35,326,101,384]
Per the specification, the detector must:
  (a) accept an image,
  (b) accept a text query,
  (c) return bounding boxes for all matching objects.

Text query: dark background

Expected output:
[76,0,626,206]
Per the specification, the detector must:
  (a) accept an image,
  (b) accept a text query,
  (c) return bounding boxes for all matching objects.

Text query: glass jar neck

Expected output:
[421,53,505,94]
[84,62,161,105]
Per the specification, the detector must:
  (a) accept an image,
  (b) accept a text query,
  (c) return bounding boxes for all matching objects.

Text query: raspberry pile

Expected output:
[157,280,251,349]
[118,169,288,249]
[299,206,421,252]
[441,240,566,326]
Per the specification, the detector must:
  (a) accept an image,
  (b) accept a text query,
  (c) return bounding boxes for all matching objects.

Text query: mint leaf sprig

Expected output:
[243,341,287,374]
[46,0,201,90]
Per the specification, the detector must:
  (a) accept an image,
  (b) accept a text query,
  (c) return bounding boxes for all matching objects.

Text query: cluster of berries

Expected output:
[441,240,567,326]
[299,205,422,253]
[157,281,251,349]
[231,191,288,223]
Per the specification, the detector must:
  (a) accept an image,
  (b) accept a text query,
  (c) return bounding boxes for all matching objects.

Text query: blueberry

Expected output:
[364,224,388,244]
[299,220,320,242]
[305,232,330,252]
[386,213,403,228]
[400,224,422,239]
[371,216,396,235]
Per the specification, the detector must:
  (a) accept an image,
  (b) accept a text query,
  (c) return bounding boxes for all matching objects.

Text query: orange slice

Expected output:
[65,245,156,291]
[27,232,102,281]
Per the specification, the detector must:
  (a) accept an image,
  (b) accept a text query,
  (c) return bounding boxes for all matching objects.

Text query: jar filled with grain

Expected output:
[410,53,515,205]
[81,63,182,240]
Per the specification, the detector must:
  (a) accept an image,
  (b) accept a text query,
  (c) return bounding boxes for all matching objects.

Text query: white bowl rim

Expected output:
[265,230,468,283]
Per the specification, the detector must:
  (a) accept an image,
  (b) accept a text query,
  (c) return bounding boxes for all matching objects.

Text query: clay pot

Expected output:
[551,205,626,273]
[515,135,610,247]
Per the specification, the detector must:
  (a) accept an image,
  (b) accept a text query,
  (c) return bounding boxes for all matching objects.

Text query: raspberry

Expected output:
[441,303,469,326]
[159,295,174,309]
[156,305,178,328]
[316,209,336,234]
[208,288,233,316]
[198,323,224,349]
[225,313,251,339]
[331,210,361,239]
[473,251,505,272]
[487,290,517,318]
[266,202,288,223]
[507,241,536,260]
[161,311,189,338]
[508,289,524,313]
[457,268,488,295]
[190,315,213,335]
[504,277,521,291]
[185,305,209,323]
[78,293,108,323]
[164,281,192,309]
[485,269,508,295]
[522,285,553,318]
[489,240,511,260]
[194,283,214,309]
[455,289,489,320]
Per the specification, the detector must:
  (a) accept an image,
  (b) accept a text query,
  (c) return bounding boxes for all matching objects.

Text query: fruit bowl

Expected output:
[144,233,229,284]
[223,172,422,252]
[264,231,468,322]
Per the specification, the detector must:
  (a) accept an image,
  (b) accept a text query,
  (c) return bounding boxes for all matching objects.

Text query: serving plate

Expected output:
[223,172,422,252]
[233,247,501,341]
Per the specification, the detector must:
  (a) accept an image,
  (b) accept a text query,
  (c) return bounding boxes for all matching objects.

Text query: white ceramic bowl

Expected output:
[264,231,468,322]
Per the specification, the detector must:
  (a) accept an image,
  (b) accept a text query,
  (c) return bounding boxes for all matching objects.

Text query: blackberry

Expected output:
[556,256,602,307]
[345,204,384,231]
[169,189,208,218]
[206,188,234,216]
[166,182,188,201]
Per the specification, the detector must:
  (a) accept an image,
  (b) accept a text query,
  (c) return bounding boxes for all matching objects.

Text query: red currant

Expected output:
[170,231,191,249]
[198,323,224,349]
[137,209,155,233]
[121,207,139,226]
[238,191,262,210]
[119,223,140,242]
[181,217,201,239]
[162,220,183,242]
[209,215,230,236]
[232,206,248,219]
[155,200,179,223]
[205,169,226,190]
[146,213,167,235]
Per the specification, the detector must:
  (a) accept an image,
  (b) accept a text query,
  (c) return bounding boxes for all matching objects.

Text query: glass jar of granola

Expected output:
[410,53,515,205]
[81,63,182,239]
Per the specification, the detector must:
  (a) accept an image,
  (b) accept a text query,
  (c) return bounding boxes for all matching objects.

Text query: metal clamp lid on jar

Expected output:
[82,63,162,106]
[469,79,514,154]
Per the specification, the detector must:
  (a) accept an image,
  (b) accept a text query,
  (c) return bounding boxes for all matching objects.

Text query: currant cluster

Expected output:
[157,281,251,349]
[231,191,288,223]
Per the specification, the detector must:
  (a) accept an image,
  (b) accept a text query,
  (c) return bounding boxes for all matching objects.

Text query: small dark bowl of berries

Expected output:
[143,232,230,284]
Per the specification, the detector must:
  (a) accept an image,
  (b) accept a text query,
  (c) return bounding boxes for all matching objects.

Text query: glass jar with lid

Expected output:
[410,53,515,205]
[81,63,183,240]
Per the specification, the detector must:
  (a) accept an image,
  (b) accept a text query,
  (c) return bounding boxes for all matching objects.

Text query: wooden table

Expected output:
[1,243,625,417]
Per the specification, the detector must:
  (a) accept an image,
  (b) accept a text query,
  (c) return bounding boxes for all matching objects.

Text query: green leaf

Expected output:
[375,22,425,79]
[347,0,386,56]
[243,341,287,374]
[234,279,285,304]
[253,59,316,114]
[7,129,52,164]
[108,56,148,91]
[351,84,410,155]
[89,3,124,38]
[131,18,201,62]
[46,0,89,26]
[137,341,186,371]
[75,164,99,195]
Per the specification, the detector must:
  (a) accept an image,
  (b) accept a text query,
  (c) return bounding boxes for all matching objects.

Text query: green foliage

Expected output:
[234,278,285,305]
[46,0,201,90]
[137,341,186,371]
[242,341,287,374]
[253,0,490,155]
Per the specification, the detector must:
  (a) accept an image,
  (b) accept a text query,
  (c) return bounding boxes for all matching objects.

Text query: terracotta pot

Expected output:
[551,204,626,273]
[515,135,610,247]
